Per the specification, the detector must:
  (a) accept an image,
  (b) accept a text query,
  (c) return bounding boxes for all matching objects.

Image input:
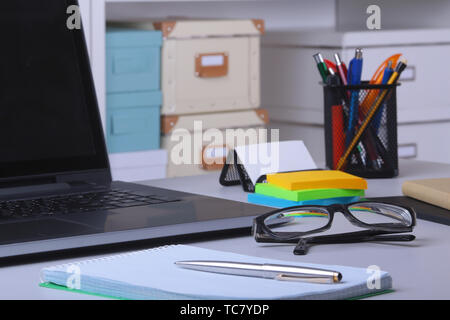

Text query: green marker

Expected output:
[313,53,329,82]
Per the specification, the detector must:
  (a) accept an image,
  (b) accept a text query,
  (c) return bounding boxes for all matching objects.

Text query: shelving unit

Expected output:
[80,0,450,171]
[84,0,337,129]
[80,0,338,180]
[82,0,170,181]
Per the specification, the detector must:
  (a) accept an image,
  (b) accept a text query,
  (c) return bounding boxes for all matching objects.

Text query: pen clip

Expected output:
[275,274,339,284]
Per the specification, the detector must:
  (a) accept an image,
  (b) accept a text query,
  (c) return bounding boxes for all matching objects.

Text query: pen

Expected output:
[346,48,363,147]
[337,58,408,170]
[372,61,394,132]
[313,53,330,83]
[331,105,345,169]
[175,260,342,284]
[326,68,368,169]
[334,53,348,86]
[382,60,394,84]
[360,54,401,114]
[357,59,394,169]
[324,59,337,74]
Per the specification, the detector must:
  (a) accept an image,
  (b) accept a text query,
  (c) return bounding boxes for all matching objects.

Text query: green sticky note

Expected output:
[255,184,365,202]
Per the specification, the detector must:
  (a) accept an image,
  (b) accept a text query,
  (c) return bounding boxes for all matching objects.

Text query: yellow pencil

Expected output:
[337,58,408,171]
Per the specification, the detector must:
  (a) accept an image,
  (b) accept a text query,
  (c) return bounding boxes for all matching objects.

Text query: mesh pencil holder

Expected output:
[323,82,399,178]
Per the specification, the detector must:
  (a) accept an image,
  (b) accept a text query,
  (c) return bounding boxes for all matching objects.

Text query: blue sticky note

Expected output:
[248,193,361,208]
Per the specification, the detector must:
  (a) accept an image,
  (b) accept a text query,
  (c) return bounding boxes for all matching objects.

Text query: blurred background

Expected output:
[77,0,450,181]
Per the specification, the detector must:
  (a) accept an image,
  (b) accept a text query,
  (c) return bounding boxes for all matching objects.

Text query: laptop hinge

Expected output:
[0,182,71,198]
[0,169,111,199]
[0,176,57,189]
[56,169,112,186]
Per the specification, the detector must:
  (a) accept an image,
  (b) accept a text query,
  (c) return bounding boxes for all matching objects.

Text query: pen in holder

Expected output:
[323,82,399,178]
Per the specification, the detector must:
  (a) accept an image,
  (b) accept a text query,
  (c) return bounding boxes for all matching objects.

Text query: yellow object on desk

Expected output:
[266,170,368,191]
[402,178,450,210]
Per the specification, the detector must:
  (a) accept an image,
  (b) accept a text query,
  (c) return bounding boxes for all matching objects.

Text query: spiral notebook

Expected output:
[40,245,392,300]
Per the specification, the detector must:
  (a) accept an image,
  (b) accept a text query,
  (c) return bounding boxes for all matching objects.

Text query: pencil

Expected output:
[336,58,408,171]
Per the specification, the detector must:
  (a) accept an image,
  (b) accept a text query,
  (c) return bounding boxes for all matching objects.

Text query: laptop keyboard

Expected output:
[0,189,179,219]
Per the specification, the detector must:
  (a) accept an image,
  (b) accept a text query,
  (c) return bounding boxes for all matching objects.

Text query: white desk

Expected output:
[1,159,449,300]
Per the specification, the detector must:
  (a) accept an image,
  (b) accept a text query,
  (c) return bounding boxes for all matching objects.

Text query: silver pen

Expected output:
[175,261,342,284]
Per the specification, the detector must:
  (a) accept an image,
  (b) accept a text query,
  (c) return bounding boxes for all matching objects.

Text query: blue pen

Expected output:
[373,61,394,132]
[346,48,363,147]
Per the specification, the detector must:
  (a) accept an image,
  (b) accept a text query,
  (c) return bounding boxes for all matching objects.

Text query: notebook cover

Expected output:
[255,184,365,202]
[368,196,450,226]
[247,193,360,208]
[40,245,391,300]
[266,170,367,191]
[402,178,450,210]
[39,282,394,301]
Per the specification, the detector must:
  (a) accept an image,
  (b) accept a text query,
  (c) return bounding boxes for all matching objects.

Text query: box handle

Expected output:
[195,52,229,78]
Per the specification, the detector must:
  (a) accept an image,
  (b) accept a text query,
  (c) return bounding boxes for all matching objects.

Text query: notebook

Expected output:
[255,184,365,202]
[40,245,392,300]
[402,178,450,210]
[369,196,450,226]
[266,170,368,191]
[248,193,361,208]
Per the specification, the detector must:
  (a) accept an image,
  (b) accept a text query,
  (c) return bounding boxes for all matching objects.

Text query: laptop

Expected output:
[0,0,268,259]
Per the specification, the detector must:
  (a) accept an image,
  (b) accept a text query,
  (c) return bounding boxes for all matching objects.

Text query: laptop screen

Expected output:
[0,0,109,180]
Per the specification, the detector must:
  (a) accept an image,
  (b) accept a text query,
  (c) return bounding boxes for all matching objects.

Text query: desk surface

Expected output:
[1,159,449,300]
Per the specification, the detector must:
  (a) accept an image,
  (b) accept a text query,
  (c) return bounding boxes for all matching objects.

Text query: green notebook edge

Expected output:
[39,282,394,301]
[39,282,126,300]
[255,184,365,202]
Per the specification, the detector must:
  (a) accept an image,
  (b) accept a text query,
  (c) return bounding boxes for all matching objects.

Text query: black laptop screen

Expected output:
[0,0,109,179]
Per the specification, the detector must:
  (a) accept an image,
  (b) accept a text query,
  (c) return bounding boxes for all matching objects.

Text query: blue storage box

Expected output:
[106,29,162,93]
[106,91,162,153]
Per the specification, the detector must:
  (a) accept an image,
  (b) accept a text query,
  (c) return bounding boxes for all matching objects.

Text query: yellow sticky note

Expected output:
[266,170,368,191]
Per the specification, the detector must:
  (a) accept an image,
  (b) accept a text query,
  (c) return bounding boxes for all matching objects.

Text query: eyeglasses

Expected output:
[252,201,416,255]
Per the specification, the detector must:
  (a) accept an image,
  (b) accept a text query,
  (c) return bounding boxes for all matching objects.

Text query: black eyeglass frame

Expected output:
[252,201,417,255]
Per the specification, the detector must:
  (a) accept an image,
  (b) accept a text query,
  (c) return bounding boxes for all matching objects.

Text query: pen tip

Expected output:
[333,272,343,283]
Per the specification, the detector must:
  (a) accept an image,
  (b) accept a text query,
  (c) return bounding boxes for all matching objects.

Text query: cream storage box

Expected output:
[262,28,450,125]
[154,19,265,115]
[161,109,269,177]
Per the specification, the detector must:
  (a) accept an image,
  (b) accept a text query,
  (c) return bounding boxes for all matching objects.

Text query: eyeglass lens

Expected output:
[264,207,330,236]
[348,202,413,227]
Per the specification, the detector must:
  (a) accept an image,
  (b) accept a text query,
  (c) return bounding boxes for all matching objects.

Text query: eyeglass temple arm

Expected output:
[294,230,415,255]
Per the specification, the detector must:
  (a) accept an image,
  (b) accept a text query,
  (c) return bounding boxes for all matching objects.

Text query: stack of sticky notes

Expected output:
[248,170,368,208]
